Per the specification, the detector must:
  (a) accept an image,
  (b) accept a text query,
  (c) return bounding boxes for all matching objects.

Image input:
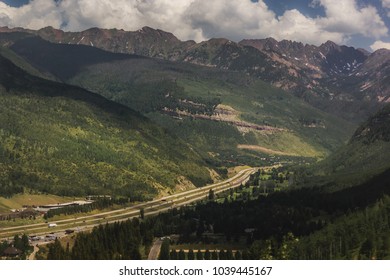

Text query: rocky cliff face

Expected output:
[240,38,369,93]
[351,49,390,103]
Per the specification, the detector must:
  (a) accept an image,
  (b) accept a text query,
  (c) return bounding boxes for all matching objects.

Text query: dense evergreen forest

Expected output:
[44,168,390,260]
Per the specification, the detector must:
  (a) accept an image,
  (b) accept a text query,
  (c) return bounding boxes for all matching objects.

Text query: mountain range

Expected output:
[1,26,388,122]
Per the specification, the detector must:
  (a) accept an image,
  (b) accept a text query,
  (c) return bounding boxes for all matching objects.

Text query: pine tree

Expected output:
[178,249,185,260]
[188,249,195,260]
[21,234,29,252]
[208,189,215,200]
[226,249,233,260]
[196,250,203,260]
[170,249,178,260]
[140,208,145,219]
[212,250,219,260]
[13,234,21,250]
[234,251,242,260]
[219,250,227,260]
[47,239,66,260]
[204,249,211,260]
[242,250,250,260]
[159,239,170,260]
[65,242,70,260]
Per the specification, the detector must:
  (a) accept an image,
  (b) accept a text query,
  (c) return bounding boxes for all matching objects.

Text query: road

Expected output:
[28,244,39,260]
[148,239,163,260]
[0,167,256,244]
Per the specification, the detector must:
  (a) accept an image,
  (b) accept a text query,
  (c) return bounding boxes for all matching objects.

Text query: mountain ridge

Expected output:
[1,25,388,122]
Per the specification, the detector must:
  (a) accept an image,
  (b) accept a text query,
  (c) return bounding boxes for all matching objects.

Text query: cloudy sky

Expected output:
[1,0,390,51]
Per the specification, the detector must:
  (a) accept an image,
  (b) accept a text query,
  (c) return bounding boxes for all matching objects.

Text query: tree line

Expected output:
[45,168,390,259]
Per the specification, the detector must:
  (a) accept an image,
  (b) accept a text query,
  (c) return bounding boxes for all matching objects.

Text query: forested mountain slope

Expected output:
[312,103,390,185]
[0,54,212,198]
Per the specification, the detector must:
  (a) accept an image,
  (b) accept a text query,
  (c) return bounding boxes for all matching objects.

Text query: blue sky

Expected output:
[263,0,390,49]
[1,0,390,51]
[1,0,28,7]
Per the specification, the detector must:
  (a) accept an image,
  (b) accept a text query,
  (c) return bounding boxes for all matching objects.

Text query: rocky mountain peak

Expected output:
[371,48,390,57]
[320,40,340,51]
[137,26,180,42]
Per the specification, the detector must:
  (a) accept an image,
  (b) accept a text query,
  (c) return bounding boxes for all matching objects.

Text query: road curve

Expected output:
[0,167,256,241]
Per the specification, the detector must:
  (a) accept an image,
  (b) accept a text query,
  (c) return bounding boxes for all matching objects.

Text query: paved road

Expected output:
[148,239,163,260]
[0,167,256,243]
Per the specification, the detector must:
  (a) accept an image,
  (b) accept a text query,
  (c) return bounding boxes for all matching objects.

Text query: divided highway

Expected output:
[0,167,256,241]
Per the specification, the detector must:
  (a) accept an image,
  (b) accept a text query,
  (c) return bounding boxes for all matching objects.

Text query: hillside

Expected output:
[0,54,213,199]
[1,26,388,122]
[307,103,390,187]
[3,35,357,164]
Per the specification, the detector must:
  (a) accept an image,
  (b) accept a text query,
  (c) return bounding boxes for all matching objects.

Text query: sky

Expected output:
[0,0,390,51]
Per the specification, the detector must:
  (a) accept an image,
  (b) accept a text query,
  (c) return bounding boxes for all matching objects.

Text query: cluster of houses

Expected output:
[0,200,94,222]
[0,208,41,221]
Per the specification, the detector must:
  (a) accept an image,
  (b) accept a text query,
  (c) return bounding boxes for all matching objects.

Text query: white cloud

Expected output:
[318,0,388,38]
[182,0,352,45]
[274,9,345,44]
[370,40,390,51]
[383,0,390,9]
[0,1,62,30]
[185,0,278,41]
[309,0,321,9]
[0,0,388,47]
[382,0,390,17]
[184,0,387,45]
[58,0,203,40]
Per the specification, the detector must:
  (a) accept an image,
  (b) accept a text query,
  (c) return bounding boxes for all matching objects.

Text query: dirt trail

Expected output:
[162,104,284,133]
[237,144,297,156]
[28,244,39,260]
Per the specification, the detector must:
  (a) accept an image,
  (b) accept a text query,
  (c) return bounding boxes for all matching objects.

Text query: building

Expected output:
[3,246,22,258]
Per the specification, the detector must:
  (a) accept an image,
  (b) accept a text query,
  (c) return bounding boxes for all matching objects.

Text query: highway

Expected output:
[0,167,256,243]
